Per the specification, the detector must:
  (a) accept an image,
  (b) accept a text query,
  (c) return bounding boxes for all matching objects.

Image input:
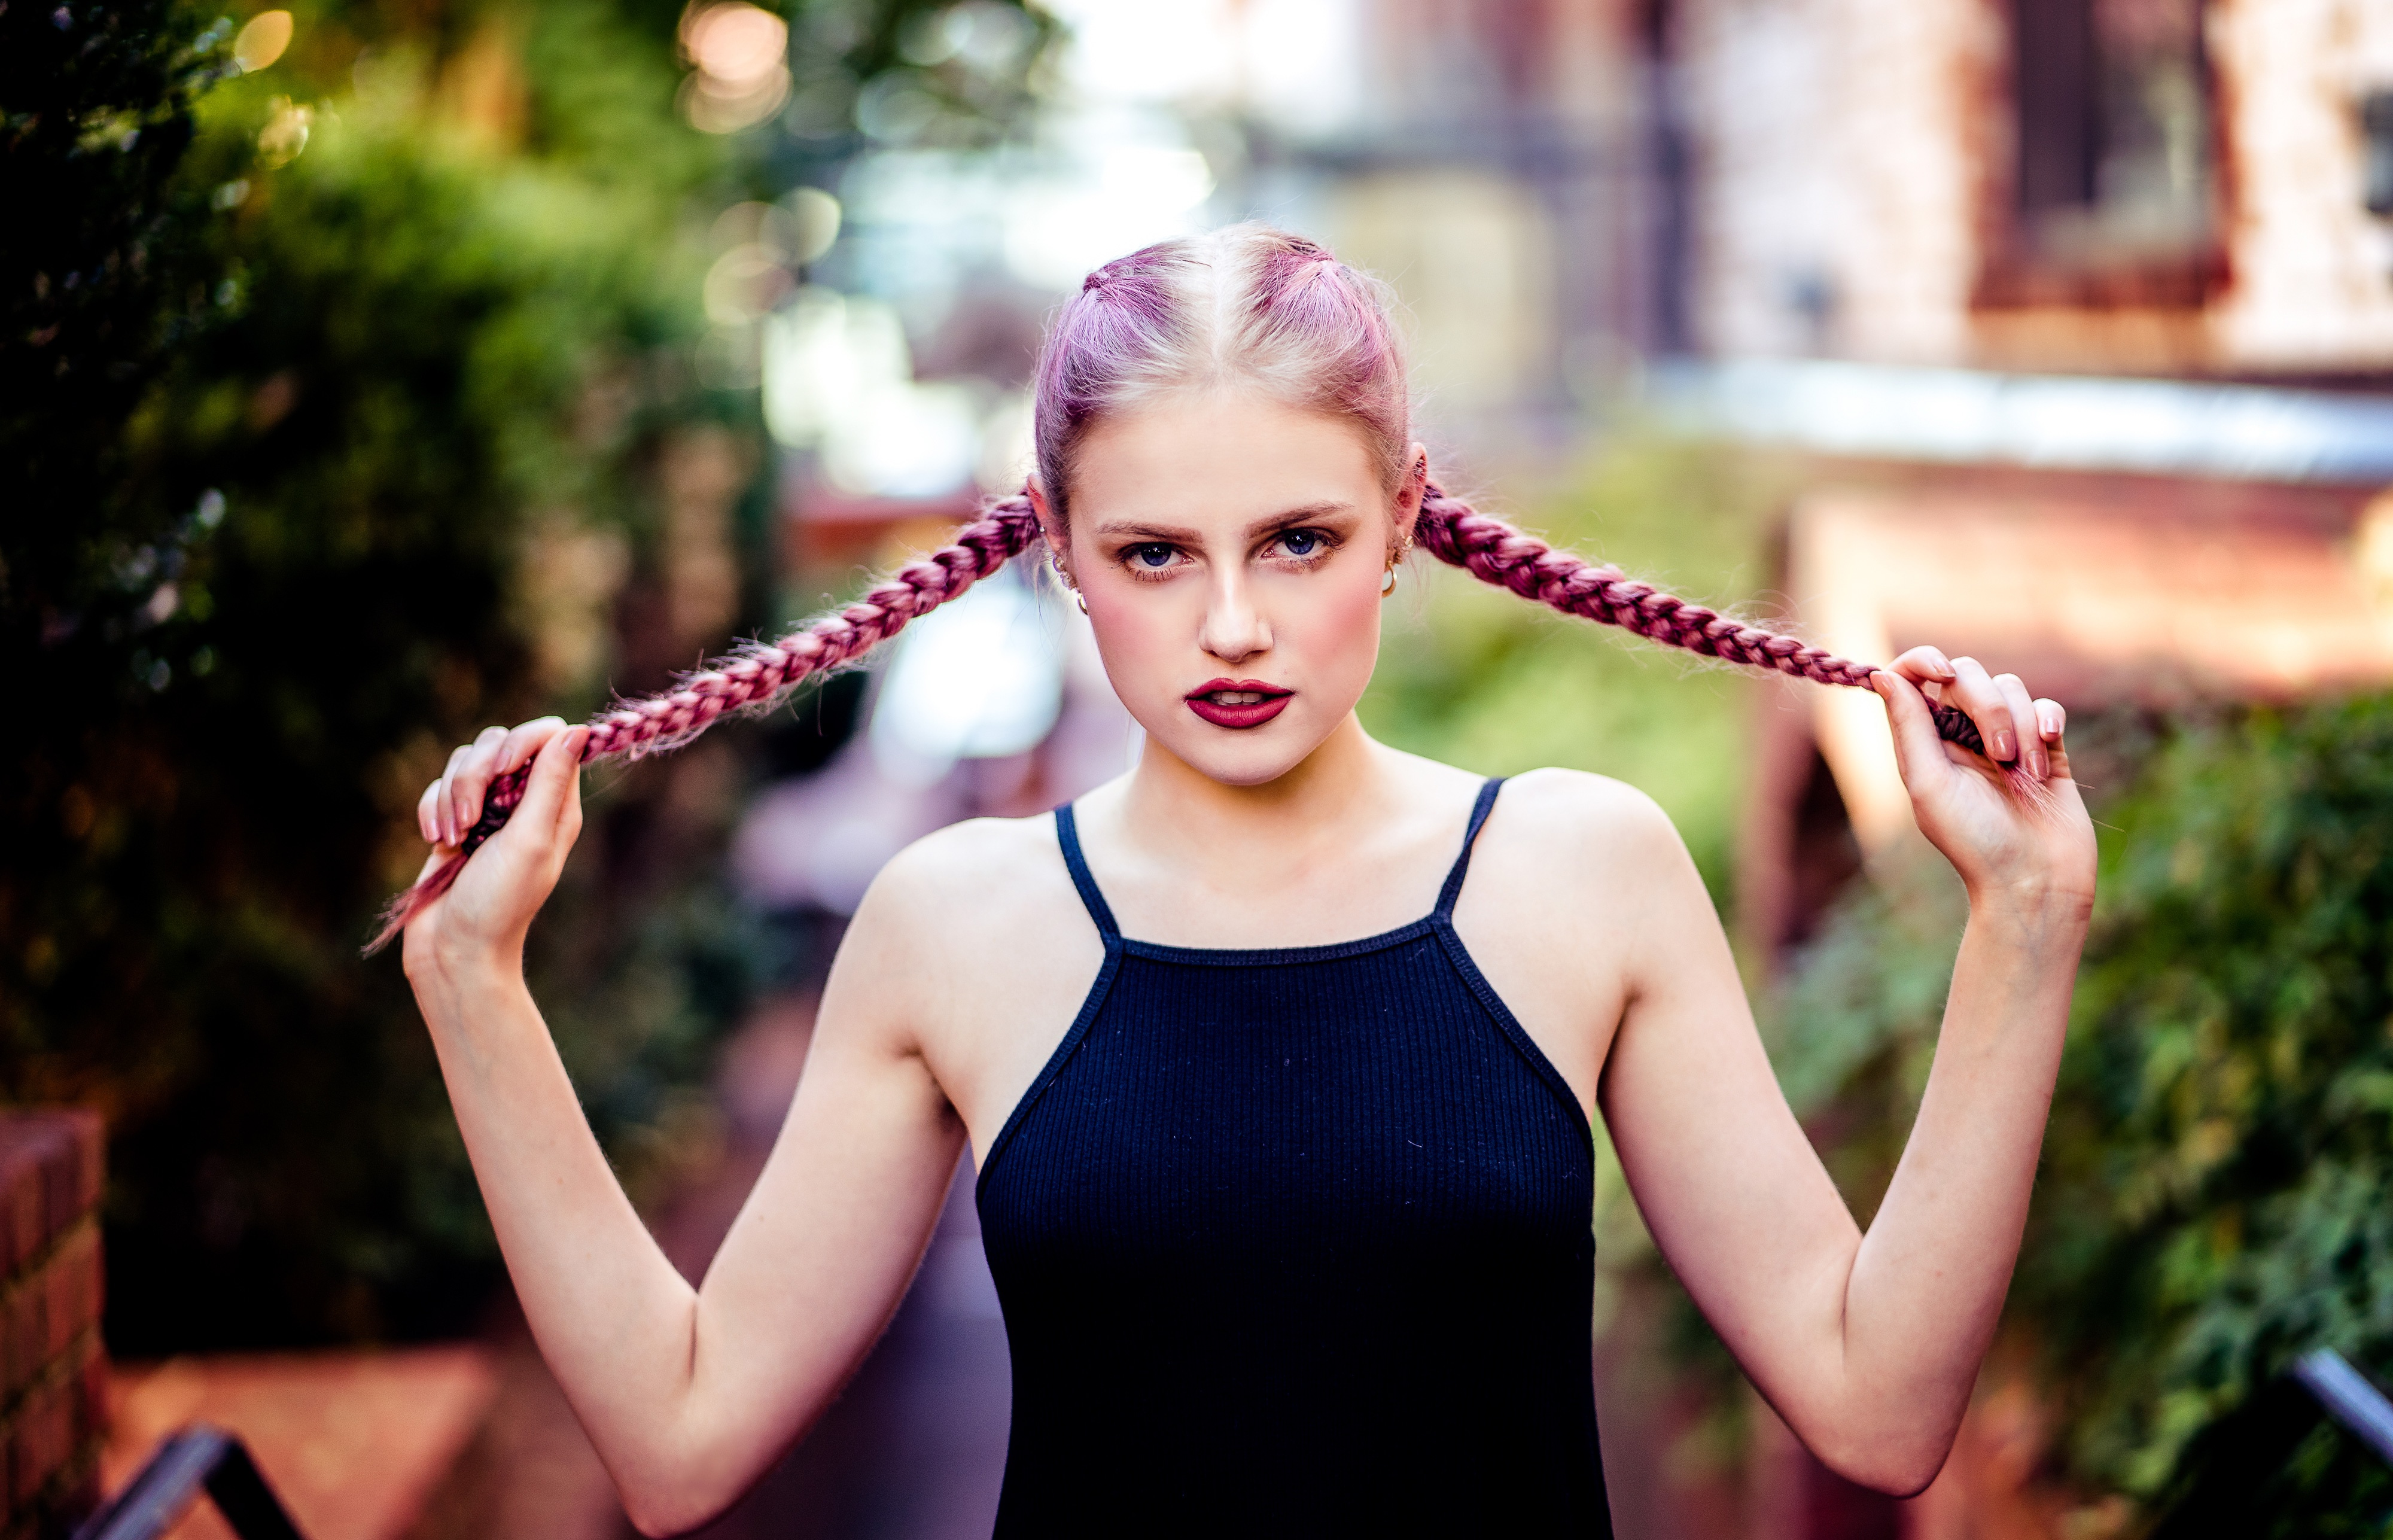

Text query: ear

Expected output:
[1028,479,1073,581]
[1393,442,1429,546]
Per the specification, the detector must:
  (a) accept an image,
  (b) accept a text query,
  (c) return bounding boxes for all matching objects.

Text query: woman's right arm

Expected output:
[403,720,964,1536]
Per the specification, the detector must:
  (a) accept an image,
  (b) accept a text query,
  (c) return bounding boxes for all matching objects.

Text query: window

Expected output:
[1986,0,2221,306]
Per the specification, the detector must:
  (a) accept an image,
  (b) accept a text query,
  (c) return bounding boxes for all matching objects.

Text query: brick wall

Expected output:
[0,1112,105,1540]
[1680,0,2393,374]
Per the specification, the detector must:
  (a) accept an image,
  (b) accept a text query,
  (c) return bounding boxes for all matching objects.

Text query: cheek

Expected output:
[1082,585,1192,696]
[1278,564,1385,690]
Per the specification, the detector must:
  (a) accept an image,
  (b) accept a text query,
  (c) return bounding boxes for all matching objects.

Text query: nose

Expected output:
[1198,565,1271,666]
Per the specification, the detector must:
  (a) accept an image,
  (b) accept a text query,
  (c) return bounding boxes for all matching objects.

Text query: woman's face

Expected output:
[1047,391,1419,789]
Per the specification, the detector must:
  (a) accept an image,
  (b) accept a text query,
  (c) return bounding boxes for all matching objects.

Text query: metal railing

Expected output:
[72,1425,307,1540]
[2292,1348,2393,1468]
[2146,1347,2393,1539]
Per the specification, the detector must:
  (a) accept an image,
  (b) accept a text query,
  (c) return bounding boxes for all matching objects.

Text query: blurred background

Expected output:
[8,0,2393,1535]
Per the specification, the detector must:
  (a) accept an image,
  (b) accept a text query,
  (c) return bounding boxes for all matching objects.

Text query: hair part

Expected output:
[1033,225,1413,529]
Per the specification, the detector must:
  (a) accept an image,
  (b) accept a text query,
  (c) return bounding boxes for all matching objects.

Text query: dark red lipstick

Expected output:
[1185,678,1294,729]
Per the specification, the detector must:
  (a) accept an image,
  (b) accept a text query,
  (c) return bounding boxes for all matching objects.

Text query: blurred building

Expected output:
[1232,0,1666,434]
[1681,0,2393,372]
[1654,0,2393,973]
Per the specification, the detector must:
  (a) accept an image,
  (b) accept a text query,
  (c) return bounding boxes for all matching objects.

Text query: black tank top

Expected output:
[975,779,1612,1536]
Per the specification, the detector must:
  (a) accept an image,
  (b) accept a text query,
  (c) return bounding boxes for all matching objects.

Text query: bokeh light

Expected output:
[678,2,791,134]
[232,9,293,73]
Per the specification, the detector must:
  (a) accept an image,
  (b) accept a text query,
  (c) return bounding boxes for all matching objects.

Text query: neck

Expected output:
[1113,713,1402,881]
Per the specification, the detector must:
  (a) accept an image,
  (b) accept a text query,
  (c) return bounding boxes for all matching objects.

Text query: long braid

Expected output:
[367,482,1992,954]
[363,489,1045,954]
[1415,485,1988,753]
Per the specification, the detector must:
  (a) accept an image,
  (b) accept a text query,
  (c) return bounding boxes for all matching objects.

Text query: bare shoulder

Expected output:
[833,811,1103,1134]
[851,812,1085,963]
[1468,767,1709,941]
[1487,766,1688,869]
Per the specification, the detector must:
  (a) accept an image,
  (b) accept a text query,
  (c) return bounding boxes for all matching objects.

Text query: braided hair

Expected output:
[366,227,1983,953]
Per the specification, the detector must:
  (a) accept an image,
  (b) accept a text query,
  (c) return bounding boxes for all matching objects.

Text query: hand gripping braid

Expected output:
[366,483,1984,955]
[361,491,1045,954]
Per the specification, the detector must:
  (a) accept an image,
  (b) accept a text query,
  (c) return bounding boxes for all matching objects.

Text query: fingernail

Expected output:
[1993,729,2017,762]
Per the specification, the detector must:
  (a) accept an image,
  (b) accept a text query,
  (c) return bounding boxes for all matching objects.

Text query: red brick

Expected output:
[0,1122,64,1271]
[10,1377,69,1506]
[0,1156,39,1280]
[71,1341,106,1447]
[0,1283,36,1408]
[0,1113,103,1282]
[40,1229,97,1363]
[63,1113,102,1224]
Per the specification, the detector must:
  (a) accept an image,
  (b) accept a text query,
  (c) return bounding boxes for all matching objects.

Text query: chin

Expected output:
[1144,713,1329,788]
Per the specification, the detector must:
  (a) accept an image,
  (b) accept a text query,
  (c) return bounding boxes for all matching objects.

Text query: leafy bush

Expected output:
[8,0,1060,1352]
[1770,696,2393,1529]
[5,0,742,1350]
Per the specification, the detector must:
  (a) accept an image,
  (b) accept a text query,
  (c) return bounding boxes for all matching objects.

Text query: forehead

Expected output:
[1069,392,1385,533]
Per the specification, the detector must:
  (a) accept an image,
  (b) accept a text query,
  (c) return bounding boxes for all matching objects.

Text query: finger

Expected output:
[498,716,570,778]
[507,725,589,851]
[1871,669,1953,785]
[435,741,474,845]
[418,778,444,845]
[1992,672,2044,778]
[1885,645,1957,693]
[2036,699,2073,783]
[447,725,509,847]
[1945,656,2019,766]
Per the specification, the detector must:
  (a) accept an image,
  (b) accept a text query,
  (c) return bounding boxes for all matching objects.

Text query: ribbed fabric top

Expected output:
[976,780,1611,1536]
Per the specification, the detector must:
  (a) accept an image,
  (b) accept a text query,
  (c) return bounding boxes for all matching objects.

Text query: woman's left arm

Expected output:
[1599,647,2096,1495]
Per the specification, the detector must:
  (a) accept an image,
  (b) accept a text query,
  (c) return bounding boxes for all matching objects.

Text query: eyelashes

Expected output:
[1112,529,1341,581]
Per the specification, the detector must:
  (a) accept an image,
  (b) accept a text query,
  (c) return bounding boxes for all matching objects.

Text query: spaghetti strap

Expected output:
[1433,778,1506,920]
[1054,804,1121,940]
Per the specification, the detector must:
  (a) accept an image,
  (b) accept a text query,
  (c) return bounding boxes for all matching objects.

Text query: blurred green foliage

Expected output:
[1770,697,2393,1530]
[3,0,1049,1352]
[1363,433,1804,903]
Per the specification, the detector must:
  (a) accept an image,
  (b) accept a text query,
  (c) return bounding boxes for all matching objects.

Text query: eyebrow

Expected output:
[1089,501,1359,543]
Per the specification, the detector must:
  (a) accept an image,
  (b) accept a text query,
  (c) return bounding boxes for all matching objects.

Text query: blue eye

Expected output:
[1132,544,1175,569]
[1281,530,1320,557]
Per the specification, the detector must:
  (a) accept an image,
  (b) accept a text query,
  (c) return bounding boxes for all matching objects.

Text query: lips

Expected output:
[1185,677,1293,729]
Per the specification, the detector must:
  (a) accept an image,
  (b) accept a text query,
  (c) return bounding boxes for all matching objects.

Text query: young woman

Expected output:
[401,226,2095,1536]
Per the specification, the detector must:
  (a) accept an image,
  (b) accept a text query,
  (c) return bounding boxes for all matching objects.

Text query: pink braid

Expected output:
[1414,486,1987,753]
[361,489,1045,954]
[366,479,1989,955]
